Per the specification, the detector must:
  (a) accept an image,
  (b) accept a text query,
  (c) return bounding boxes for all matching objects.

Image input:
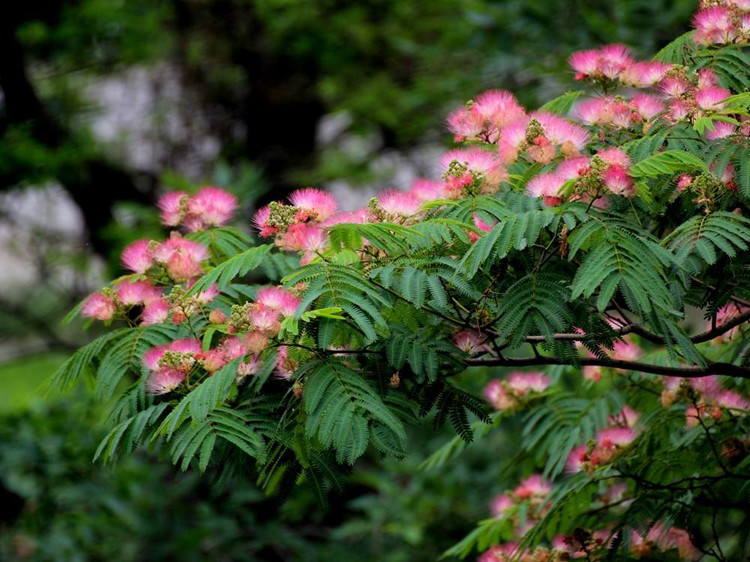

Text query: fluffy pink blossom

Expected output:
[690,375,723,400]
[168,338,202,355]
[199,348,228,372]
[568,49,601,80]
[610,340,641,361]
[716,390,750,411]
[446,105,485,140]
[185,186,238,230]
[697,68,720,90]
[141,298,171,325]
[599,44,635,79]
[693,6,737,45]
[478,543,520,562]
[158,191,188,227]
[276,223,328,255]
[196,284,220,304]
[609,405,640,428]
[250,303,281,335]
[377,190,422,218]
[147,368,186,395]
[506,372,550,394]
[645,524,700,560]
[452,330,487,354]
[237,354,261,378]
[667,99,691,122]
[557,156,590,180]
[514,474,552,498]
[483,380,513,411]
[115,280,162,306]
[565,445,588,473]
[621,61,672,87]
[583,365,603,382]
[676,174,694,192]
[441,148,506,194]
[576,98,612,125]
[526,172,564,206]
[597,427,637,448]
[695,85,731,111]
[491,494,514,517]
[121,239,153,274]
[533,112,590,154]
[256,287,300,317]
[82,293,116,321]
[319,209,369,227]
[274,346,298,379]
[631,93,665,121]
[602,165,635,197]
[252,205,276,238]
[597,148,631,168]
[658,76,691,98]
[152,233,209,282]
[473,89,526,130]
[243,331,269,354]
[289,188,338,222]
[705,121,736,140]
[142,344,168,371]
[497,118,529,164]
[408,178,447,202]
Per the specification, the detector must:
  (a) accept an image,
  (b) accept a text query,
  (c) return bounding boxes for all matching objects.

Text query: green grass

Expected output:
[0,352,68,414]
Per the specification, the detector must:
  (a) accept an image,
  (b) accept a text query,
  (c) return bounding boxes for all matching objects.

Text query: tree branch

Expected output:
[467,356,750,378]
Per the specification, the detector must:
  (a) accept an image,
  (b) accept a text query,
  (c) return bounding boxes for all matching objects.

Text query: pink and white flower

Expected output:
[121,239,153,274]
[82,293,116,321]
[289,188,338,222]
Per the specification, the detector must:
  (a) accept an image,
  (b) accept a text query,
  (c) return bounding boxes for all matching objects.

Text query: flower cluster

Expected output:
[692,0,750,45]
[158,186,238,231]
[566,406,640,474]
[483,372,550,411]
[660,374,749,427]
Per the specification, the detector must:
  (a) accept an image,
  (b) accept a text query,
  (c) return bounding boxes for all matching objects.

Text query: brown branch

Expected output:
[521,309,750,346]
[467,356,750,379]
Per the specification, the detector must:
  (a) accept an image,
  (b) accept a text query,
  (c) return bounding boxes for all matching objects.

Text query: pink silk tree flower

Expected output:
[147,368,186,395]
[705,121,736,141]
[602,165,636,198]
[473,89,526,130]
[158,191,188,227]
[693,6,737,45]
[526,172,564,206]
[114,280,162,306]
[250,303,281,335]
[289,187,338,222]
[141,298,171,325]
[532,112,590,155]
[597,147,631,168]
[598,44,634,80]
[506,372,550,394]
[185,186,238,231]
[377,190,422,218]
[196,283,220,304]
[565,444,588,473]
[568,49,600,80]
[451,330,487,354]
[446,105,485,140]
[121,239,153,274]
[631,93,665,121]
[252,205,276,238]
[490,494,514,517]
[513,474,552,498]
[408,178,447,202]
[658,76,691,98]
[497,118,530,164]
[273,346,298,379]
[82,293,116,321]
[695,85,731,111]
[575,97,613,126]
[255,287,301,317]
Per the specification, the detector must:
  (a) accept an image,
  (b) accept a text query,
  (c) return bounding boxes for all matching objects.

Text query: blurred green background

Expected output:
[0,0,695,559]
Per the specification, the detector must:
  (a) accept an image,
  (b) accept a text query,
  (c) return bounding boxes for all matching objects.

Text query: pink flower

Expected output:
[319,209,369,227]
[527,173,564,206]
[569,49,601,80]
[645,524,699,560]
[446,105,485,140]
[609,405,640,428]
[196,284,220,304]
[705,121,736,140]
[147,368,186,395]
[243,331,269,354]
[141,298,171,325]
[598,44,634,79]
[276,223,328,258]
[121,239,153,274]
[620,61,672,87]
[82,293,116,321]
[222,336,248,361]
[483,380,513,411]
[153,233,209,283]
[256,286,300,317]
[250,303,281,335]
[237,354,261,378]
[610,340,641,361]
[473,89,526,130]
[631,93,665,121]
[478,543,520,562]
[409,178,447,202]
[497,118,529,164]
[676,174,694,192]
[716,390,750,411]
[597,148,631,168]
[667,99,690,122]
[142,345,168,370]
[697,69,719,89]
[602,165,635,197]
[252,205,276,238]
[200,349,228,372]
[168,338,202,355]
[596,427,637,448]
[158,191,188,227]
[452,330,487,354]
[441,148,506,194]
[274,346,298,379]
[690,375,722,401]
[506,372,550,394]
[693,6,737,45]
[557,156,590,180]
[377,189,422,218]
[695,86,731,111]
[533,112,590,154]
[583,365,602,382]
[491,494,514,517]
[576,98,612,125]
[115,280,162,306]
[659,76,691,98]
[185,186,238,231]
[289,188,338,222]
[514,474,552,498]
[565,445,588,473]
